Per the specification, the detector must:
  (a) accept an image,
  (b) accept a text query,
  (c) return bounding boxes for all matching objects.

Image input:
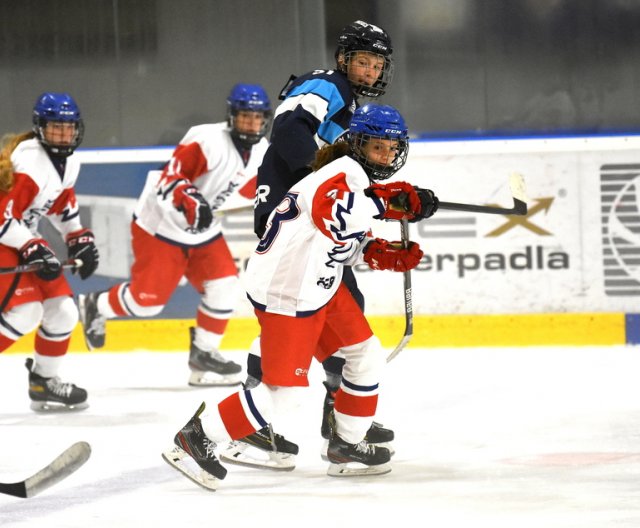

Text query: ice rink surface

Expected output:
[1,345,640,528]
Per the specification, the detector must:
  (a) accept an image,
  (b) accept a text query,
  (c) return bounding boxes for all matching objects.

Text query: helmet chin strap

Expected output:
[230,128,260,149]
[36,131,74,158]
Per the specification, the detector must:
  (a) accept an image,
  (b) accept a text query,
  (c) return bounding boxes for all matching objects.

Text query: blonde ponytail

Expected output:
[310,142,350,172]
[0,132,34,192]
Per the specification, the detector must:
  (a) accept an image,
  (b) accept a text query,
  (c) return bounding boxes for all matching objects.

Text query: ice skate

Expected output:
[220,424,299,471]
[326,433,392,477]
[320,382,395,460]
[78,292,106,350]
[188,327,242,386]
[162,401,227,491]
[26,358,89,412]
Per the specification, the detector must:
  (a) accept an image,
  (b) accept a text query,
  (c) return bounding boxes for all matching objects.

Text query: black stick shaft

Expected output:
[387,219,413,363]
[438,198,527,215]
[0,259,81,275]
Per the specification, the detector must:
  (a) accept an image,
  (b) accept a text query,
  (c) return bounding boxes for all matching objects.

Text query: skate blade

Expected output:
[327,461,392,477]
[320,440,395,461]
[30,401,89,413]
[162,446,219,491]
[219,441,296,471]
[188,370,243,387]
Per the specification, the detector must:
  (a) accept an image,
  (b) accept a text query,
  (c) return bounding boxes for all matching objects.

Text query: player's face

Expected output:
[43,121,77,145]
[346,51,385,88]
[362,138,400,166]
[234,111,265,135]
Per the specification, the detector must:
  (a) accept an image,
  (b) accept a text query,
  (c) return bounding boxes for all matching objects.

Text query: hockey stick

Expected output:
[0,441,91,498]
[387,218,413,363]
[214,174,527,218]
[0,259,82,276]
[213,204,253,217]
[435,172,528,216]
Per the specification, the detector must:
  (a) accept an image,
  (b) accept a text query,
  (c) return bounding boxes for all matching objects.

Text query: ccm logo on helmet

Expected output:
[385,128,402,134]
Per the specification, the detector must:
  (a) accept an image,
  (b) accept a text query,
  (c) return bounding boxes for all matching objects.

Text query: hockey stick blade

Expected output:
[0,259,82,276]
[436,173,528,216]
[0,441,91,498]
[387,334,411,363]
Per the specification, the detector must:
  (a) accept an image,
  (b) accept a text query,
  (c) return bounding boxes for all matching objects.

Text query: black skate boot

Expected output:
[220,424,299,471]
[320,381,336,440]
[162,401,227,491]
[188,327,242,386]
[321,382,395,459]
[326,428,392,477]
[78,291,106,349]
[365,421,394,444]
[26,358,88,412]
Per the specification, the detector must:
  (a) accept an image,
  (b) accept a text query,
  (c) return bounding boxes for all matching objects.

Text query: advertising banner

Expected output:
[64,136,640,319]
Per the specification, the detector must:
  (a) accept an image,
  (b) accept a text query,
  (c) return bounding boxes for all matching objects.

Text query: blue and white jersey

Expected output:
[254,69,357,237]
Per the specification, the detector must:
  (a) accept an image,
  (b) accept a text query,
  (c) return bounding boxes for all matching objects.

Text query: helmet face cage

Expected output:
[226,83,272,147]
[348,103,409,181]
[32,92,84,157]
[349,133,408,180]
[341,50,394,99]
[335,20,394,98]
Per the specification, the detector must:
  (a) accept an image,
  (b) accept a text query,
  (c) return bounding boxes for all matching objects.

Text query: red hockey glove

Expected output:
[365,182,422,221]
[172,182,213,231]
[363,238,423,272]
[66,229,99,280]
[409,187,439,222]
[19,238,62,281]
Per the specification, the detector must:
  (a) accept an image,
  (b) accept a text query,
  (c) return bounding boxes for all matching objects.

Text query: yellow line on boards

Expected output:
[2,313,625,354]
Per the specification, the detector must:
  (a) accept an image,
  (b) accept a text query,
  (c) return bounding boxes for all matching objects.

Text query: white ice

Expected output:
[2,345,640,528]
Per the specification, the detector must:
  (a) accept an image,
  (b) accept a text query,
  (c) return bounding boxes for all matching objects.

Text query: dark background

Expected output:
[2,0,640,147]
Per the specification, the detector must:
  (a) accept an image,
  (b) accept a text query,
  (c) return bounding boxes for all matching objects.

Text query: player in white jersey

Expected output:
[232,20,398,467]
[0,92,99,411]
[78,84,272,386]
[162,104,438,487]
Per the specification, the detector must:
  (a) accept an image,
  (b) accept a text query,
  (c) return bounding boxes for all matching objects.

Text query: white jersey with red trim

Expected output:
[134,122,268,246]
[0,138,83,250]
[244,155,383,316]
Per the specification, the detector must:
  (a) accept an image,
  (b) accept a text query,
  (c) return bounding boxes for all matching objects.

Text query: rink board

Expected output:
[27,135,640,350]
[4,312,639,353]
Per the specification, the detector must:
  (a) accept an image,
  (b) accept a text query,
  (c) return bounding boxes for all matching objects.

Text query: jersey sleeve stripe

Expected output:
[285,78,345,119]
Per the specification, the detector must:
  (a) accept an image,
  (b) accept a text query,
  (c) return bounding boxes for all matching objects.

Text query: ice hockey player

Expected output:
[163,103,438,489]
[235,19,399,467]
[0,92,99,411]
[78,84,272,387]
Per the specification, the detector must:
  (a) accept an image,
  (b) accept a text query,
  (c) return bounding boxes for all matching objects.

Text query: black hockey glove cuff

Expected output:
[19,239,62,281]
[66,229,99,279]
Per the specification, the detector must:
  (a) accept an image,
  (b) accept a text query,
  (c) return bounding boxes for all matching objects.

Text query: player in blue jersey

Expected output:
[226,20,398,469]
[254,20,394,237]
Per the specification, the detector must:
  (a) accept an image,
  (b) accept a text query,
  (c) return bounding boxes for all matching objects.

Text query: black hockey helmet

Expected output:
[335,20,394,98]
